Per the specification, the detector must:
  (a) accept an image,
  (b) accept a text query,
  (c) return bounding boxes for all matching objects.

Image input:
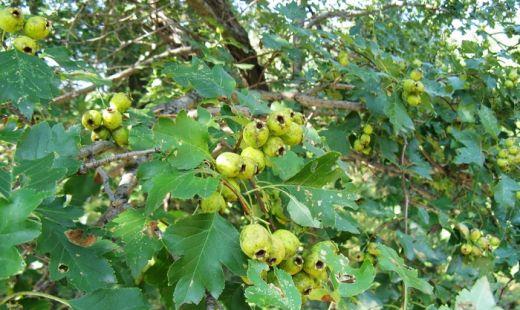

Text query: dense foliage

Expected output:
[0,0,519,309]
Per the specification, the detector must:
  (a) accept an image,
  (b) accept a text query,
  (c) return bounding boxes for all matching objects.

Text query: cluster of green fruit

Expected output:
[198,110,305,213]
[496,137,519,171]
[503,69,518,89]
[239,224,341,301]
[458,225,500,258]
[346,241,381,263]
[352,124,373,155]
[81,93,132,147]
[0,7,52,55]
[402,70,425,106]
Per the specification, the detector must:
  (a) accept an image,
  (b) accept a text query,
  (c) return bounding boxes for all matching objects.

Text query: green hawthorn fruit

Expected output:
[281,122,303,146]
[498,149,509,158]
[359,134,371,145]
[338,51,349,66]
[280,255,304,275]
[476,236,489,250]
[349,250,365,263]
[353,140,364,152]
[293,272,315,295]
[362,147,372,155]
[0,8,23,33]
[13,36,38,55]
[509,146,519,155]
[111,126,129,146]
[102,107,123,130]
[456,223,470,238]
[413,81,425,93]
[266,111,292,136]
[266,235,286,266]
[24,16,51,40]
[406,94,421,106]
[363,124,373,135]
[516,191,520,200]
[412,59,422,67]
[240,224,271,261]
[91,126,110,142]
[403,79,416,93]
[263,136,286,157]
[470,229,481,242]
[242,120,269,148]
[81,110,103,130]
[504,80,514,89]
[272,229,300,259]
[497,158,508,168]
[238,157,257,179]
[505,139,514,148]
[367,242,380,256]
[471,246,482,257]
[200,192,226,213]
[220,179,239,202]
[488,235,500,247]
[508,70,518,81]
[460,243,472,255]
[216,152,244,177]
[289,111,305,125]
[311,241,339,254]
[303,251,327,279]
[410,70,423,81]
[241,147,266,173]
[109,92,132,113]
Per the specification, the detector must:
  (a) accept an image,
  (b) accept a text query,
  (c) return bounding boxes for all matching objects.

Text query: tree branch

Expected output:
[79,147,160,174]
[77,141,117,159]
[257,90,364,111]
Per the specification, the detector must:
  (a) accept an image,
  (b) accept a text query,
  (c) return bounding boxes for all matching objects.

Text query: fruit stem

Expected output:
[0,291,72,307]
[221,178,251,215]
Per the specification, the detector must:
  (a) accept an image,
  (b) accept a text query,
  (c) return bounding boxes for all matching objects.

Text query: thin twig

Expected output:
[79,147,160,173]
[400,137,410,235]
[96,167,116,202]
[77,141,116,159]
[222,179,249,215]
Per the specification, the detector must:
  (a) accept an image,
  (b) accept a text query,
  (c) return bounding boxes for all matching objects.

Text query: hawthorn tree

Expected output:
[0,0,519,309]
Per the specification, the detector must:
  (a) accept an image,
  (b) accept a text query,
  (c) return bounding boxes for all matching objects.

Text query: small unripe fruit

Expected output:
[272,229,300,259]
[509,146,519,155]
[410,70,423,81]
[476,237,489,250]
[102,107,123,130]
[240,224,271,261]
[220,179,240,202]
[349,250,365,262]
[498,149,509,158]
[200,192,226,213]
[460,243,472,255]
[489,236,500,247]
[470,229,481,242]
[91,127,110,142]
[456,223,470,238]
[471,246,482,257]
[403,79,416,93]
[505,139,514,148]
[359,134,371,145]
[303,251,327,278]
[293,272,315,295]
[504,80,514,89]
[13,36,38,55]
[281,122,303,146]
[508,70,518,81]
[290,111,305,125]
[367,242,380,256]
[413,81,425,93]
[353,140,364,152]
[237,157,257,179]
[111,126,129,146]
[412,59,422,67]
[362,147,371,155]
[241,147,266,173]
[0,8,23,33]
[216,152,244,177]
[242,121,269,148]
[263,137,286,157]
[109,92,132,113]
[516,191,520,200]
[338,51,349,66]
[363,124,373,135]
[497,158,508,168]
[406,94,421,106]
[81,110,102,130]
[266,111,292,136]
[266,235,286,266]
[280,255,304,275]
[24,16,52,40]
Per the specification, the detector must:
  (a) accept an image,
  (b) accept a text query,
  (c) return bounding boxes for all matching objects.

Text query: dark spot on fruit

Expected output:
[294,256,303,265]
[46,21,51,28]
[107,107,115,113]
[276,115,285,124]
[277,146,285,155]
[290,112,295,117]
[255,249,266,259]
[315,260,324,269]
[303,288,312,295]
[58,264,69,273]
[240,164,246,173]
[23,47,32,53]
[12,9,20,17]
[87,119,94,125]
[267,257,277,265]
[254,165,259,175]
[256,122,264,129]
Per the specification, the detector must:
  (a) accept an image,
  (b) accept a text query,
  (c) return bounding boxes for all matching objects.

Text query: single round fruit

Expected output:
[111,126,129,146]
[456,223,470,238]
[273,229,300,259]
[242,120,270,148]
[363,124,373,135]
[362,147,371,155]
[0,8,23,33]
[353,140,364,152]
[497,158,508,168]
[91,127,110,142]
[81,110,103,130]
[290,111,305,125]
[406,94,421,106]
[266,111,292,136]
[504,80,514,89]
[338,51,349,66]
[349,250,365,262]
[281,122,303,146]
[280,255,304,275]
[471,246,482,257]
[102,107,123,130]
[109,92,132,113]
[293,272,315,295]
[488,235,500,247]
[237,157,257,179]
[200,192,226,213]
[359,134,371,145]
[367,242,380,256]
[403,79,416,93]
[216,152,244,177]
[24,16,51,40]
[470,229,481,242]
[460,243,472,255]
[303,251,327,278]
[267,235,286,266]
[509,146,519,155]
[240,224,271,261]
[263,137,286,157]
[410,70,423,81]
[412,59,422,67]
[498,149,509,158]
[413,81,425,93]
[241,147,266,173]
[13,36,38,55]
[220,179,239,202]
[505,139,514,148]
[508,70,518,81]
